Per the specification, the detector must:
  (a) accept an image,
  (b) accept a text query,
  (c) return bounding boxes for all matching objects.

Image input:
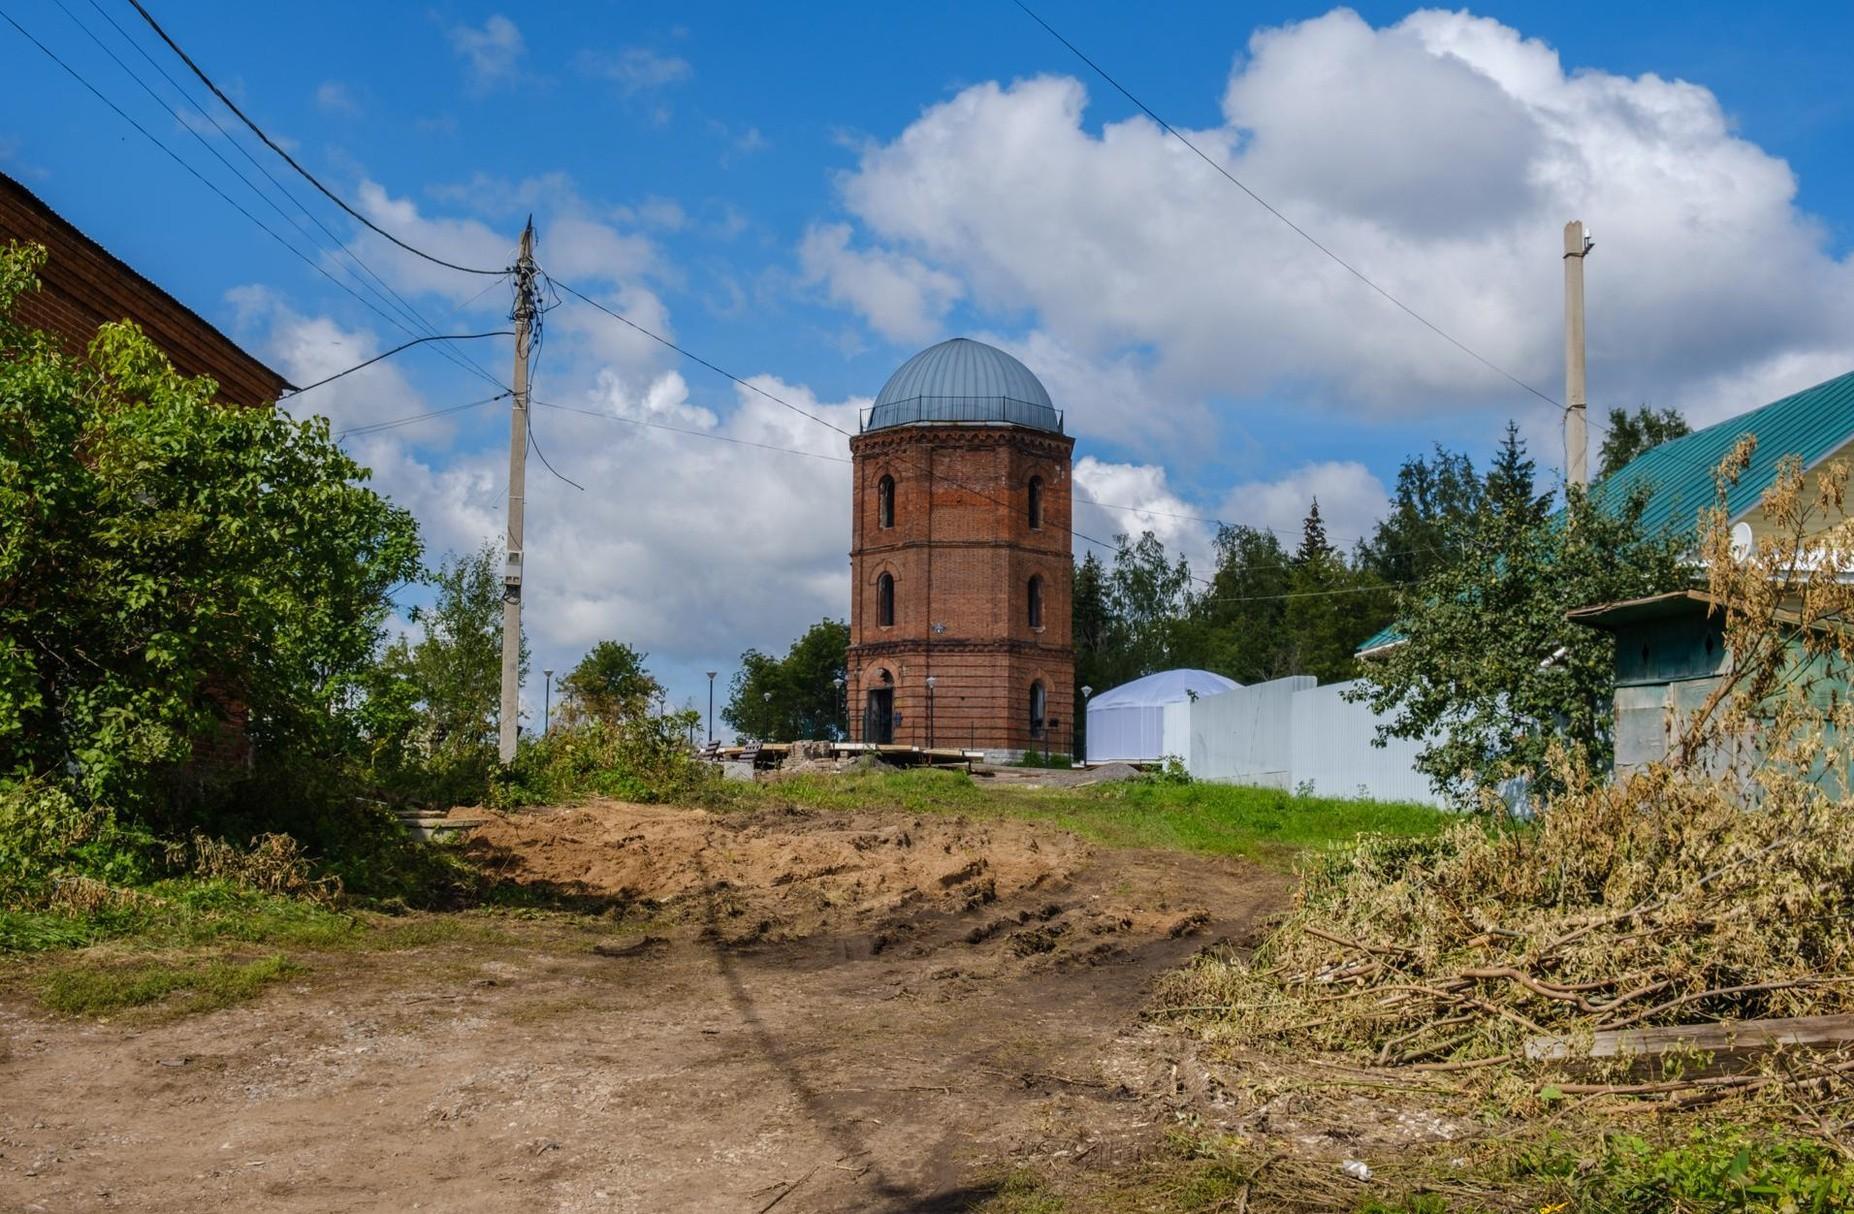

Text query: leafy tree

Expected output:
[722,619,848,741]
[1599,405,1691,478]
[0,241,421,814]
[1071,549,1114,754]
[1188,525,1294,684]
[559,641,661,727]
[360,544,524,791]
[1353,482,1685,807]
[1357,445,1484,586]
[1107,531,1195,677]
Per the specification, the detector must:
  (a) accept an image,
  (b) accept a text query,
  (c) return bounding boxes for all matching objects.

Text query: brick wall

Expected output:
[847,424,1076,753]
[1,171,289,406]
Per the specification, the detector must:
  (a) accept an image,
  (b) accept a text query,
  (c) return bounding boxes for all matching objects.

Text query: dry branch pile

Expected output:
[1161,442,1854,1098]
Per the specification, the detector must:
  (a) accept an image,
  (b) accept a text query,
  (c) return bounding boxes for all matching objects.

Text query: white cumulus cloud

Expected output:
[817,8,1854,437]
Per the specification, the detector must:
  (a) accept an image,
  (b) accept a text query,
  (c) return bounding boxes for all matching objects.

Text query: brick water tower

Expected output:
[847,338,1075,757]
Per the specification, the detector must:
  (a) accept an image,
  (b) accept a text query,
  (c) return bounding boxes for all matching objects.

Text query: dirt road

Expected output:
[0,801,1287,1213]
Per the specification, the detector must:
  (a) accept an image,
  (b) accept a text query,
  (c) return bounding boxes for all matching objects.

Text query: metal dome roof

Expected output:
[864,338,1062,433]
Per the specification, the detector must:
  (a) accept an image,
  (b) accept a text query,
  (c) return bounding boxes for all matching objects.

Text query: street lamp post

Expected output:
[542,668,554,736]
[706,671,717,745]
[762,689,773,741]
[925,675,937,750]
[1080,685,1093,766]
[832,675,845,741]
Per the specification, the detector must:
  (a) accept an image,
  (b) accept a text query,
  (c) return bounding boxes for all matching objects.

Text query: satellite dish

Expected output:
[1730,521,1754,561]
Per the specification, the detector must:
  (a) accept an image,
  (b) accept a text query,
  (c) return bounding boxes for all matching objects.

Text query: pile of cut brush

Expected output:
[1156,761,1854,1099]
[1159,448,1854,1105]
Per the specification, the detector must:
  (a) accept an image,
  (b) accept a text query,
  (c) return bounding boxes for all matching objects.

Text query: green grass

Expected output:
[759,769,1449,866]
[0,880,359,955]
[37,953,300,1016]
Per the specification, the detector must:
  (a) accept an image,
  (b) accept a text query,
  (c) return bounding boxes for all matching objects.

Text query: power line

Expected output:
[69,0,452,348]
[1195,580,1408,606]
[549,276,861,441]
[76,0,511,390]
[524,411,585,492]
[333,392,508,439]
[124,0,508,277]
[547,276,1145,562]
[0,5,509,396]
[285,331,512,396]
[547,278,1477,581]
[531,398,853,464]
[1011,0,1569,420]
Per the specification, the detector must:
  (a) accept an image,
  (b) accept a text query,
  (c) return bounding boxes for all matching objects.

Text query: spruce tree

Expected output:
[1295,498,1332,564]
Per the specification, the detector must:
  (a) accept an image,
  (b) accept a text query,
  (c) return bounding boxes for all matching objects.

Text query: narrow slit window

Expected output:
[877,475,895,529]
[1027,476,1043,530]
[877,572,895,627]
[1028,575,1043,629]
[1030,682,1047,737]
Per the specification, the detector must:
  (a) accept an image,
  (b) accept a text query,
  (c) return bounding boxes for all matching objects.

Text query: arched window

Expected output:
[1029,681,1047,738]
[877,572,895,627]
[877,475,895,529]
[1027,575,1043,629]
[1027,476,1043,530]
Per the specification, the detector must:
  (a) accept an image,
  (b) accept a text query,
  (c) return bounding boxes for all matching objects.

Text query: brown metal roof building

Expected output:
[0,168,290,405]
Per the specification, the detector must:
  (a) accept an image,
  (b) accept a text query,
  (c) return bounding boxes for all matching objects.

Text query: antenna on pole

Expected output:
[1564,219,1594,488]
[499,218,537,764]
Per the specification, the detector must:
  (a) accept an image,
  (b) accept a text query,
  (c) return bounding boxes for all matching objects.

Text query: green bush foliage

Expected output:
[1512,1124,1854,1213]
[494,711,716,807]
[0,241,421,816]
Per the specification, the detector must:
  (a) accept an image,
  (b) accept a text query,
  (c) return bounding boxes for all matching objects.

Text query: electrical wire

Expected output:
[1010,0,1570,422]
[72,0,438,340]
[524,409,585,492]
[525,396,1414,603]
[0,7,391,367]
[550,276,860,441]
[530,398,853,464]
[542,276,1471,594]
[77,0,510,390]
[2,5,513,399]
[332,392,508,439]
[285,331,512,396]
[124,0,508,276]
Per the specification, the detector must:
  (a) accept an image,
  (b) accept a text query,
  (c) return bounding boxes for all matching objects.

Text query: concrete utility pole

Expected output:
[498,219,537,765]
[1563,219,1594,488]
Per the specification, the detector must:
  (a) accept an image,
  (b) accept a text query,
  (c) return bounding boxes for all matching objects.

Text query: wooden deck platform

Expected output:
[708,743,981,769]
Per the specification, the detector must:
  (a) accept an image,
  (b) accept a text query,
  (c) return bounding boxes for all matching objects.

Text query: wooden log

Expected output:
[1526,1013,1854,1064]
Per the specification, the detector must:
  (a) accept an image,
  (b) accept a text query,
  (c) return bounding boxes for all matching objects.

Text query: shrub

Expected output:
[0,780,155,905]
[494,711,715,807]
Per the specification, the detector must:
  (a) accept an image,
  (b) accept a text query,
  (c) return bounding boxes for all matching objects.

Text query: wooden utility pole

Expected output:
[498,219,536,764]
[1563,219,1594,488]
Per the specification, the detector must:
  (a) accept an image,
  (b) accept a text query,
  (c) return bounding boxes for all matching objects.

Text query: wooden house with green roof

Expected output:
[1359,371,1854,774]
[1357,370,1854,663]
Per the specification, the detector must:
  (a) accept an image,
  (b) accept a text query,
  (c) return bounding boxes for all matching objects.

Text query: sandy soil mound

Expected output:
[461,801,1087,943]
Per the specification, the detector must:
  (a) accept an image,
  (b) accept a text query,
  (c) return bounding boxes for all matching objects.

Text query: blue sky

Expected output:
[6,2,1854,724]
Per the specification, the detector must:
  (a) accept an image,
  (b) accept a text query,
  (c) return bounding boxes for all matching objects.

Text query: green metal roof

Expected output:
[1353,368,1854,658]
[1597,369,1854,537]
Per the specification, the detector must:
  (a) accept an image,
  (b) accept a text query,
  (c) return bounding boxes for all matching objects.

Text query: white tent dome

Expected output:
[1086,669,1240,763]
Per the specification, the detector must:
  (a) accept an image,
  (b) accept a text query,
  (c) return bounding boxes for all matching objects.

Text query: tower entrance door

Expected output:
[863,687,894,745]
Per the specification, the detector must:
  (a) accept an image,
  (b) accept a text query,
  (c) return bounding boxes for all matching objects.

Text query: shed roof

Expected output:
[1565,589,1724,631]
